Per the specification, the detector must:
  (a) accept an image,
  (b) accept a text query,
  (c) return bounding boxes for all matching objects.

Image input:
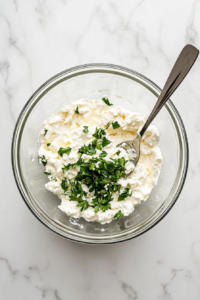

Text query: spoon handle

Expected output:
[139,44,199,137]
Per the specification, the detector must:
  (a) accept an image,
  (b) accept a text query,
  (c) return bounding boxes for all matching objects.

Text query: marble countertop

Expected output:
[1,0,200,299]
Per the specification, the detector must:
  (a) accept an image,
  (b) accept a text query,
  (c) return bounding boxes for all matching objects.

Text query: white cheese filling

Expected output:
[38,98,163,224]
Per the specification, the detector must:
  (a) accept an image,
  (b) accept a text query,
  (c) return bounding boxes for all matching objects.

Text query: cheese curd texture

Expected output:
[38,98,163,224]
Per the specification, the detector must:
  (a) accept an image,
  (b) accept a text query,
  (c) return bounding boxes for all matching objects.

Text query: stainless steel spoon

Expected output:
[118,44,199,175]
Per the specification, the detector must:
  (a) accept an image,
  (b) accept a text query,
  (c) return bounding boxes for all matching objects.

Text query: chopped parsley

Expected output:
[99,151,107,158]
[58,147,71,157]
[119,157,126,168]
[62,162,76,173]
[116,150,121,155]
[61,179,69,193]
[58,128,129,213]
[105,122,111,129]
[112,121,120,129]
[78,144,96,156]
[64,152,128,213]
[102,97,113,106]
[100,202,111,212]
[39,126,132,217]
[44,172,51,175]
[47,143,51,146]
[93,139,102,150]
[75,106,79,114]
[76,200,89,211]
[114,210,124,221]
[92,127,106,139]
[44,129,48,136]
[118,188,132,201]
[38,155,47,166]
[94,206,99,213]
[83,126,89,133]
[102,137,111,147]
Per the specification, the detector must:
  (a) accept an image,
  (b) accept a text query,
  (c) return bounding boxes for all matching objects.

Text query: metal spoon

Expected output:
[118,44,199,175]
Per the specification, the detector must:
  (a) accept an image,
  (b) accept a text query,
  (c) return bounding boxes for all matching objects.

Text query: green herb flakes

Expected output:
[94,206,99,213]
[105,122,111,129]
[58,147,72,157]
[102,137,111,147]
[92,127,106,139]
[75,106,79,114]
[76,200,89,211]
[102,97,113,106]
[114,210,124,221]
[40,125,132,218]
[118,188,132,201]
[68,144,128,213]
[99,151,107,158]
[51,176,57,182]
[62,162,77,173]
[112,121,120,129]
[78,144,96,156]
[61,179,69,193]
[83,126,89,133]
[38,155,47,166]
[44,172,51,175]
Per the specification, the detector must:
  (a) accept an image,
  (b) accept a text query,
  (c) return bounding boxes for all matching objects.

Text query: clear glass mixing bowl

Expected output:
[11,64,188,244]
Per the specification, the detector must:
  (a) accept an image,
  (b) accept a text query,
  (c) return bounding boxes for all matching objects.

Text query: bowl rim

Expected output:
[11,63,189,244]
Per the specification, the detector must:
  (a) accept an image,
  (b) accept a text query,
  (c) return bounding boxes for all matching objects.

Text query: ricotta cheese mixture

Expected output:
[38,97,163,224]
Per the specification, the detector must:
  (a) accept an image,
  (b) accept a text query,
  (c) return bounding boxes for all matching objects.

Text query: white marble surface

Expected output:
[1,0,200,299]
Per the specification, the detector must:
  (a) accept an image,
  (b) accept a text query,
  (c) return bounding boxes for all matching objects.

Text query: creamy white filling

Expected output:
[38,98,163,224]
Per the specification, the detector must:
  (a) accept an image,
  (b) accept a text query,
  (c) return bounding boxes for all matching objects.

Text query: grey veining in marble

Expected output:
[1,0,200,299]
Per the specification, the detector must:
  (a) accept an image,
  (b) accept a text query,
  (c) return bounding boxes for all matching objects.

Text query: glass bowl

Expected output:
[12,64,188,244]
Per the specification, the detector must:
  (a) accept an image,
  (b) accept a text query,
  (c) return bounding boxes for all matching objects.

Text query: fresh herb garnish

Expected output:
[105,122,111,129]
[51,176,57,181]
[92,127,106,139]
[114,210,124,221]
[76,200,89,211]
[78,144,96,156]
[62,162,77,173]
[96,141,102,150]
[63,181,89,211]
[40,126,131,216]
[118,188,132,201]
[44,130,48,136]
[38,155,47,166]
[102,97,113,106]
[118,157,126,167]
[75,106,79,114]
[66,152,128,213]
[47,143,51,146]
[100,202,111,212]
[61,179,69,193]
[94,206,99,213]
[58,147,72,157]
[83,126,89,133]
[102,137,111,147]
[112,121,120,129]
[116,150,121,155]
[99,151,107,158]
[44,172,51,175]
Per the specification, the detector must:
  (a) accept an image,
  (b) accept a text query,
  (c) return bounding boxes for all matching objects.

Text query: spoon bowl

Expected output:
[117,135,141,174]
